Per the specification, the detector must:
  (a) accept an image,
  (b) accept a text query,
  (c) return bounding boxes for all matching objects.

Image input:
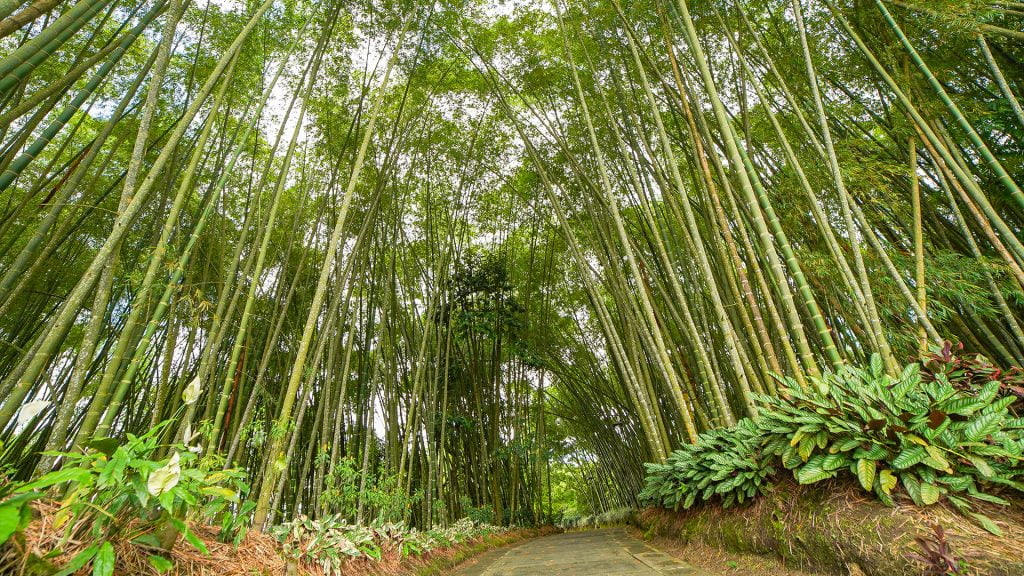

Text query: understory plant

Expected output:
[320,455,423,523]
[638,419,773,510]
[272,516,504,575]
[0,418,252,575]
[922,341,1024,409]
[641,352,1024,535]
[909,524,969,576]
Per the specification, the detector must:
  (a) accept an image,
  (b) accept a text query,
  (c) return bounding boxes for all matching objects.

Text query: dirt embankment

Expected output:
[632,478,1024,576]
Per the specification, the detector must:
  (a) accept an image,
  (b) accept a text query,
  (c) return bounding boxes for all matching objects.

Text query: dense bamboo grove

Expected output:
[0,0,1021,528]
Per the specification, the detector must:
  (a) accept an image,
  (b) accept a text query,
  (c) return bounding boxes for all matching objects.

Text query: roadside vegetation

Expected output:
[0,0,1021,574]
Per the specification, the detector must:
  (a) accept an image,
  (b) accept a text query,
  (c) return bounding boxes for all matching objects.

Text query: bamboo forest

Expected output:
[0,0,1022,574]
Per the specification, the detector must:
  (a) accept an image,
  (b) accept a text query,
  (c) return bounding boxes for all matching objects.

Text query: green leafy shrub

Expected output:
[0,484,39,546]
[363,472,422,523]
[641,355,1024,534]
[761,356,1023,530]
[427,517,501,545]
[377,521,442,557]
[318,456,423,525]
[639,419,773,510]
[272,515,504,574]
[1,420,252,575]
[273,515,381,573]
[922,341,1024,411]
[458,494,495,524]
[319,456,361,518]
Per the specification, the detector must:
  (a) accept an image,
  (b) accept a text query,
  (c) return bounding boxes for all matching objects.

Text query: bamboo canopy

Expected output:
[0,0,1021,525]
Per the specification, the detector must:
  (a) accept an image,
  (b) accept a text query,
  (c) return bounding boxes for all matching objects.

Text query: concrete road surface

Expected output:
[453,528,704,575]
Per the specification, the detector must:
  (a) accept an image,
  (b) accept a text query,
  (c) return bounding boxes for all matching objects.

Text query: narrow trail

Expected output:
[454,528,703,575]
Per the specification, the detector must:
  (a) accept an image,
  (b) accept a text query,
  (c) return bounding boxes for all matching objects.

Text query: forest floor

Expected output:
[6,498,555,576]
[450,527,809,576]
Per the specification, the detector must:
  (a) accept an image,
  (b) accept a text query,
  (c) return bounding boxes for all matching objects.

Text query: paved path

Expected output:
[454,528,703,575]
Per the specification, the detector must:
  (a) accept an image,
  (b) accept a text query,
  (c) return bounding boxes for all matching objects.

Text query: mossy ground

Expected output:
[628,527,822,576]
[633,477,1024,576]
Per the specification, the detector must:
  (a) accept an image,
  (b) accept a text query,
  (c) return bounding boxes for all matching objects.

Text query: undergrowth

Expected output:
[562,506,633,529]
[272,516,508,575]
[0,401,533,576]
[640,347,1024,535]
[0,413,252,575]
